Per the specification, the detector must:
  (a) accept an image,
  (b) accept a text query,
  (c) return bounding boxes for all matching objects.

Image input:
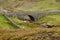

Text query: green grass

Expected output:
[0,0,60,11]
[0,15,37,29]
[38,14,60,26]
[10,17,37,29]
[27,0,60,11]
[0,15,14,29]
[1,14,60,29]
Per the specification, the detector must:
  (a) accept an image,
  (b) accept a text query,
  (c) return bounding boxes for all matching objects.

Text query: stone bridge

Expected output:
[0,10,60,28]
[15,10,60,21]
[1,10,60,21]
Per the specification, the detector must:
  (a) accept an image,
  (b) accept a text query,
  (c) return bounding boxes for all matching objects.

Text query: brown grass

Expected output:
[0,27,60,40]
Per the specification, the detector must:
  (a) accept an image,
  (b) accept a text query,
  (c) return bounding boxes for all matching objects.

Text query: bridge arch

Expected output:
[28,15,35,21]
[24,15,35,21]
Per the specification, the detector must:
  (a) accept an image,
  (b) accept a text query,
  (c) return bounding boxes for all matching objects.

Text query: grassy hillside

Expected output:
[11,17,38,28]
[0,0,60,11]
[0,15,14,29]
[0,15,38,29]
[0,0,60,40]
[38,14,60,27]
[1,13,60,29]
[27,0,60,11]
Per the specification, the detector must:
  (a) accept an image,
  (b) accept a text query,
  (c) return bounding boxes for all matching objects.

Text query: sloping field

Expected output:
[0,0,60,40]
[10,17,38,28]
[0,14,38,29]
[38,14,60,27]
[0,0,60,11]
[0,15,14,29]
[0,11,60,40]
[27,0,60,11]
[1,13,60,29]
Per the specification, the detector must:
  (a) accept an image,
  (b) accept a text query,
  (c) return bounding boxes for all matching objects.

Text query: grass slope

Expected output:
[0,0,60,11]
[11,17,37,29]
[0,15,14,29]
[1,14,60,29]
[38,14,60,26]
[0,15,37,29]
[27,0,60,11]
